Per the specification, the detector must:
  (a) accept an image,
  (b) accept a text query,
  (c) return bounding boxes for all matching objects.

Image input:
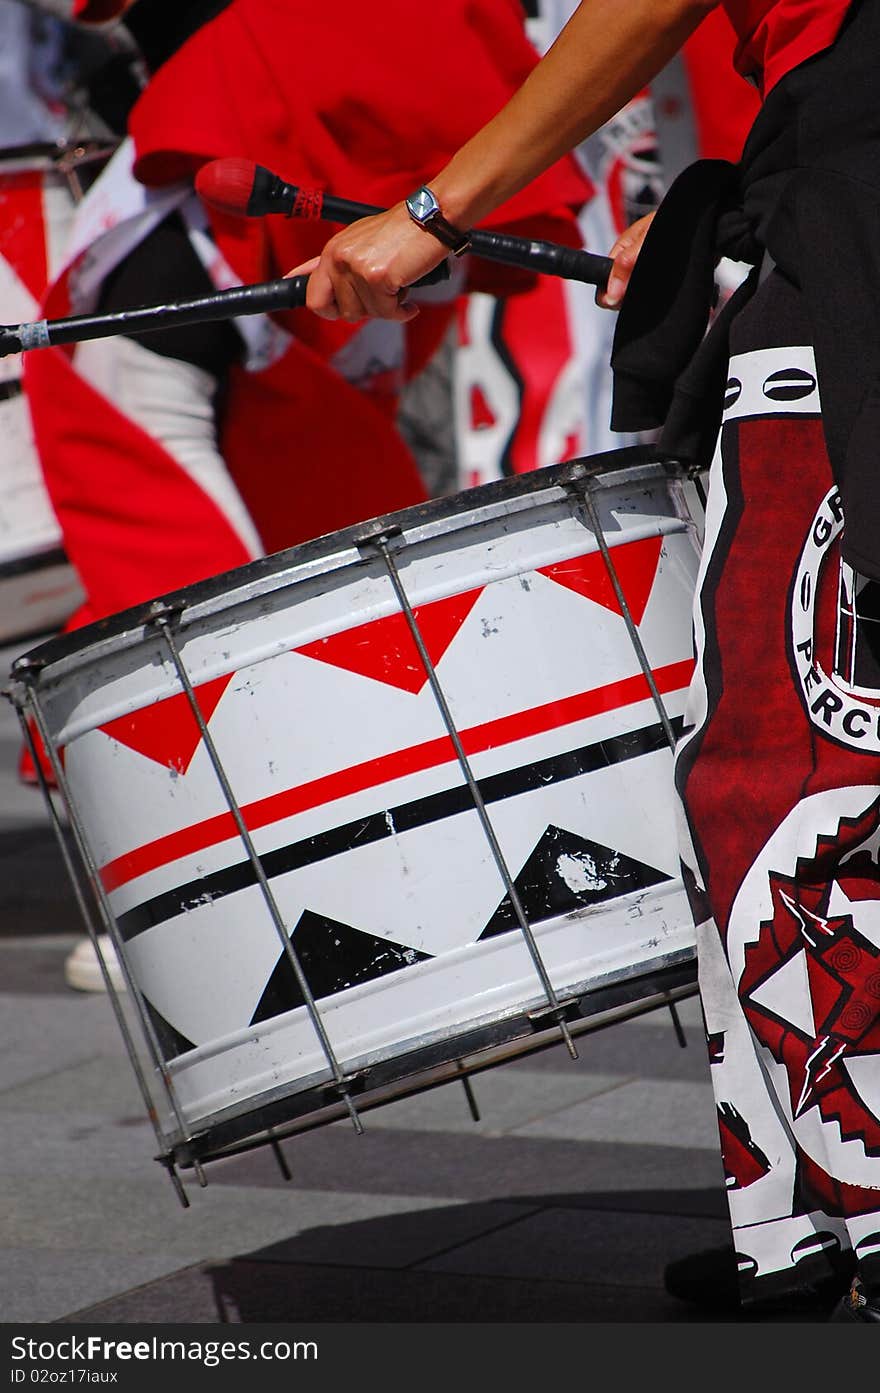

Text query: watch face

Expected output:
[408,186,438,222]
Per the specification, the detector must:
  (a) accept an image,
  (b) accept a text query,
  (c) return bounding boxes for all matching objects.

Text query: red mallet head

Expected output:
[195,159,301,219]
[195,158,261,217]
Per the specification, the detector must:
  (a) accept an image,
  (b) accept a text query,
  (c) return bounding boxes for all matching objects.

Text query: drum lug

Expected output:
[527,998,581,1035]
[350,521,404,551]
[319,1071,368,1134]
[557,459,591,493]
[9,652,48,681]
[5,656,49,720]
[321,1070,367,1105]
[145,597,187,628]
[655,451,694,478]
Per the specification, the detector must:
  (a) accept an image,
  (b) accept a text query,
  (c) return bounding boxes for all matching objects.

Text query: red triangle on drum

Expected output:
[98,673,234,772]
[539,535,663,626]
[296,588,483,693]
[0,172,48,307]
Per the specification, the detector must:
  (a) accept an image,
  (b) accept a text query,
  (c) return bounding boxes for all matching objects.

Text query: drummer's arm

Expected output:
[300,0,718,322]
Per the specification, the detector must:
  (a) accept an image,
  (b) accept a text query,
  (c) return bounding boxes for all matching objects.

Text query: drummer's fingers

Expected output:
[307,268,412,324]
[352,270,420,323]
[290,230,372,320]
[596,212,656,310]
[322,267,366,324]
[319,215,428,322]
[312,250,417,323]
[301,258,343,321]
[286,256,320,278]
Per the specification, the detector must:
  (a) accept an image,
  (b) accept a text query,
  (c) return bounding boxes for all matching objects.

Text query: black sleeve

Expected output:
[95,211,244,377]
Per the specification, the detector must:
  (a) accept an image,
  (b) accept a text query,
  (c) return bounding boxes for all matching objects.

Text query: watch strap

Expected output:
[423,211,471,256]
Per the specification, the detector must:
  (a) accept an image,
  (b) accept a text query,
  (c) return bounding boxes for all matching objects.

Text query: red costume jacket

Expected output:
[723,0,853,93]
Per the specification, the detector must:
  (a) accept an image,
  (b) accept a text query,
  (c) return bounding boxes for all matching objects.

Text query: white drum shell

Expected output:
[25,457,700,1152]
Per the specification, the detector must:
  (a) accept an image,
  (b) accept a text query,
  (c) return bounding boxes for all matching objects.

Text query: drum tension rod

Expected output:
[146,599,367,1139]
[561,468,692,1049]
[527,999,582,1034]
[355,524,581,1063]
[8,660,193,1181]
[158,1156,191,1209]
[561,470,678,753]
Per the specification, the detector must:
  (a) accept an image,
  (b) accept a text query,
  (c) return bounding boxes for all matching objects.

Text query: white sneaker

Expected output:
[64,934,127,993]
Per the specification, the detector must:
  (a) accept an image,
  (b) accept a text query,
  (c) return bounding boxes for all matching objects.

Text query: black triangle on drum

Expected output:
[141,992,198,1062]
[479,825,672,940]
[250,910,433,1025]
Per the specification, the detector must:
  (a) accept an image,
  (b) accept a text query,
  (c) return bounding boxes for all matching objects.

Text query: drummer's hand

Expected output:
[287,204,449,324]
[596,211,656,310]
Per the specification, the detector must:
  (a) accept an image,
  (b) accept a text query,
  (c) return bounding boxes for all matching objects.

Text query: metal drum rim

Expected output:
[163,954,699,1168]
[11,444,678,684]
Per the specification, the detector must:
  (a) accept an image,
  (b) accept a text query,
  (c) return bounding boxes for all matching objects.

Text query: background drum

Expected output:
[0,143,90,643]
[10,447,702,1200]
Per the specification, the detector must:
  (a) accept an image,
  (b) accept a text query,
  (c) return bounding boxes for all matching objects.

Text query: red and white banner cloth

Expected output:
[675,269,880,1302]
[22,139,435,626]
[25,0,590,626]
[23,140,268,627]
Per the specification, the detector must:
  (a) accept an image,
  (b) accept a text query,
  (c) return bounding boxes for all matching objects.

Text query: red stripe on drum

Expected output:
[98,656,694,893]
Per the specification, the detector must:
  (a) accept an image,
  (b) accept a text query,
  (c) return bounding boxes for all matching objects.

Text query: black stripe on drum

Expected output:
[0,379,23,404]
[115,714,683,943]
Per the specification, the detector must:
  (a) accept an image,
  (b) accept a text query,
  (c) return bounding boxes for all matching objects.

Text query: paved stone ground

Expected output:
[0,640,831,1329]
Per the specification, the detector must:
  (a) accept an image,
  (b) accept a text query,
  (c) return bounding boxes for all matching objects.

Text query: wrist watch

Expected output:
[405,185,471,256]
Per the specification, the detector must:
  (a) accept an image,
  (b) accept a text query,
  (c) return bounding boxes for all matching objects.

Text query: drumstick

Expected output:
[0,276,310,359]
[195,157,613,292]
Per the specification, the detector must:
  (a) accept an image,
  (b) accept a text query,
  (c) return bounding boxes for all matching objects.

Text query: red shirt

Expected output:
[683,9,761,160]
[723,0,853,94]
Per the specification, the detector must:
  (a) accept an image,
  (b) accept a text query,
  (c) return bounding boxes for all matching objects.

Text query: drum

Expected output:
[0,144,90,643]
[10,447,701,1197]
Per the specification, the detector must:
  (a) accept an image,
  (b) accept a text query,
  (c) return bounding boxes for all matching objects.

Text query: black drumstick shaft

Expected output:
[199,162,612,290]
[267,184,612,290]
[0,276,309,359]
